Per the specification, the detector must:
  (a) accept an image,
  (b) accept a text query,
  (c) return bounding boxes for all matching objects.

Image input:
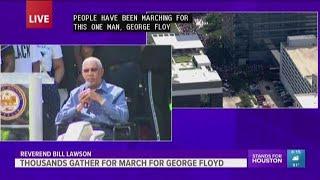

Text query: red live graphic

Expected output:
[26,0,52,29]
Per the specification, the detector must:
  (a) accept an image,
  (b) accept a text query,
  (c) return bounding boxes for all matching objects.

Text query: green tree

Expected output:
[204,14,222,33]
[238,92,253,107]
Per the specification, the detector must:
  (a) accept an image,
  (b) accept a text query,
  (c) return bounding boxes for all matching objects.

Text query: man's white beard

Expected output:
[85,81,94,89]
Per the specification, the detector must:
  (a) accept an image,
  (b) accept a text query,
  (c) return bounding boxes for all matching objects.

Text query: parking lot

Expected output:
[255,81,280,108]
[223,80,294,108]
[269,81,294,107]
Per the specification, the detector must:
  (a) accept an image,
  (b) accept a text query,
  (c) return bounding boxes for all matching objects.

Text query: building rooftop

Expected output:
[172,63,221,84]
[284,45,318,79]
[288,34,317,42]
[151,33,204,50]
[295,93,318,108]
[193,54,211,67]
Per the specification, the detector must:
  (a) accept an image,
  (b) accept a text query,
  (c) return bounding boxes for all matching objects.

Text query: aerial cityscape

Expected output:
[149,13,318,108]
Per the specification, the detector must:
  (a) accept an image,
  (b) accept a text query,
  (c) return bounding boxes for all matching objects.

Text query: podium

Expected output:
[0,73,54,141]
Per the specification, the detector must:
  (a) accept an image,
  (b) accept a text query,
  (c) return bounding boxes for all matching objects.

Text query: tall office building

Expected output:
[222,13,317,64]
[280,35,318,108]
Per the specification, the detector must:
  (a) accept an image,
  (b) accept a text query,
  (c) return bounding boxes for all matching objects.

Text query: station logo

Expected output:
[0,84,27,121]
[26,0,53,29]
[287,149,305,168]
[248,150,286,168]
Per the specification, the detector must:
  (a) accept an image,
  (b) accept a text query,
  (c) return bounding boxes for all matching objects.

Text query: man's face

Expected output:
[82,61,104,88]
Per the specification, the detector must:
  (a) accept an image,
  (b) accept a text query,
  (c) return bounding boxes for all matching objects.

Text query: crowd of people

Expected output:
[176,23,197,34]
[175,18,210,47]
[214,63,267,81]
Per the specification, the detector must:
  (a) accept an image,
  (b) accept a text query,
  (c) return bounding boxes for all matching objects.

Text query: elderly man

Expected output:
[55,57,129,137]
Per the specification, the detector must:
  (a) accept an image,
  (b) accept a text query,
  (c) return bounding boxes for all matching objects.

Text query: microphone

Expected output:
[82,82,91,108]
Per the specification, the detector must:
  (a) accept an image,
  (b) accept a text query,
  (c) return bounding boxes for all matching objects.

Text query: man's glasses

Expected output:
[82,68,98,73]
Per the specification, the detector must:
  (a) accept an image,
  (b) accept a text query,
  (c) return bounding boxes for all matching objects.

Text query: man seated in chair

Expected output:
[55,57,129,139]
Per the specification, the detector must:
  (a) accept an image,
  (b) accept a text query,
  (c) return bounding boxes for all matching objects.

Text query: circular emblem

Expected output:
[0,84,27,121]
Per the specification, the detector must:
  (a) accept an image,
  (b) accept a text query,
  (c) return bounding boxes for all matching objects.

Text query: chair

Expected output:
[105,61,142,140]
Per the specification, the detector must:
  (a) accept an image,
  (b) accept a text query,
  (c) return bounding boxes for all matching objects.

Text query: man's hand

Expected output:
[76,103,85,112]
[79,89,105,105]
[79,89,91,107]
[77,89,92,112]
